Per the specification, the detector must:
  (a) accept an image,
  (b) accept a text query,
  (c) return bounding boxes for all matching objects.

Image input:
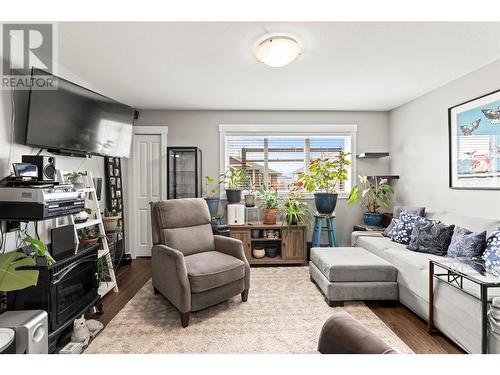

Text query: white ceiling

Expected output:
[57,22,500,111]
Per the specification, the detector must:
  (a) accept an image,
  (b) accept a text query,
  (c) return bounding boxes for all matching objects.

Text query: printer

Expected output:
[0,185,85,221]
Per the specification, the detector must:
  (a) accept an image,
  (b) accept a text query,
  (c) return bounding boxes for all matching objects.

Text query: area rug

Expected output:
[85,267,412,354]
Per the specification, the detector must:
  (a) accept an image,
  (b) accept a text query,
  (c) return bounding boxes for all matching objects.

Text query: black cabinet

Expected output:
[167,147,202,199]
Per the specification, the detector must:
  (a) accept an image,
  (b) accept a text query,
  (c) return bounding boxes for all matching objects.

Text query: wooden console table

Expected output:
[229,223,307,266]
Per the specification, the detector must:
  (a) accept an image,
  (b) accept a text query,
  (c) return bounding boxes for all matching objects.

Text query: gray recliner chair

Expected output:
[150,198,250,327]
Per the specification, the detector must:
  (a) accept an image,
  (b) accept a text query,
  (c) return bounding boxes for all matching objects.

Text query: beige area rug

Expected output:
[85,267,412,354]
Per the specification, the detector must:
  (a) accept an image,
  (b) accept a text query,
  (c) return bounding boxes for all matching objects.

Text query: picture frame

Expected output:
[449,89,500,190]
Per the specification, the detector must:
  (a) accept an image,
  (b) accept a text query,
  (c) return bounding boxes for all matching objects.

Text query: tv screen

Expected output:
[25,69,134,158]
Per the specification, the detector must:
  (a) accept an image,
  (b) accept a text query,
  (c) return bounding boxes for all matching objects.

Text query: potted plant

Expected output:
[103,209,121,232]
[298,151,351,215]
[74,208,93,223]
[223,168,248,204]
[0,234,54,314]
[347,176,394,227]
[65,171,88,189]
[97,257,112,283]
[244,182,256,208]
[204,175,221,217]
[257,185,280,225]
[281,187,311,227]
[78,227,104,245]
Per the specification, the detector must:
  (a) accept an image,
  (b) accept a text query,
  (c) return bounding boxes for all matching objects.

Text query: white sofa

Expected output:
[352,210,500,354]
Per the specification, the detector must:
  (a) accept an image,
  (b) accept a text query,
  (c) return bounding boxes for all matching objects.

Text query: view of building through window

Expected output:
[226,135,351,192]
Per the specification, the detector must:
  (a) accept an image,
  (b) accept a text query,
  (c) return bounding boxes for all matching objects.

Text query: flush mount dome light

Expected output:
[255,35,301,67]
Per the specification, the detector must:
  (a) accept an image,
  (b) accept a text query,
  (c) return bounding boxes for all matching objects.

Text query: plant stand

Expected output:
[312,213,338,247]
[55,170,118,297]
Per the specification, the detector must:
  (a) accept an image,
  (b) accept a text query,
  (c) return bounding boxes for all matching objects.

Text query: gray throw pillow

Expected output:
[393,206,426,218]
[447,226,487,258]
[407,221,455,256]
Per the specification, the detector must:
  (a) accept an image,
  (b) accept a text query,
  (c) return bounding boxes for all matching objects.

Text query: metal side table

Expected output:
[428,258,500,353]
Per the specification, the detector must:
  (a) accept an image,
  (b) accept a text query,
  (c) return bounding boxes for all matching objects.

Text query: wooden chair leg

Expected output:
[241,289,249,302]
[181,312,190,328]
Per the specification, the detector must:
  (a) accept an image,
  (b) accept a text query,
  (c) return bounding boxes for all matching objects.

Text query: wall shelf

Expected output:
[356,152,390,159]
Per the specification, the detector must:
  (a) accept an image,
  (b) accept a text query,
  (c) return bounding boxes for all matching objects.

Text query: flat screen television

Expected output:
[25,68,135,158]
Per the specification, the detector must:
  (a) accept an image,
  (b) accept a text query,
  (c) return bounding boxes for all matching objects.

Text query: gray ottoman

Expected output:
[309,247,398,306]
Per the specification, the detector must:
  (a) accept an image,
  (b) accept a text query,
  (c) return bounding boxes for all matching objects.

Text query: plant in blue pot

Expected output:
[204,175,221,217]
[297,152,351,215]
[346,176,394,227]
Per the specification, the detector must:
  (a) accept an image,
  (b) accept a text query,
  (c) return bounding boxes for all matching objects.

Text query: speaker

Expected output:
[0,310,48,354]
[21,155,56,181]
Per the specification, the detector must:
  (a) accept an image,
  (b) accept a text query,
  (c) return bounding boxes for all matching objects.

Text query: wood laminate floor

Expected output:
[99,259,464,354]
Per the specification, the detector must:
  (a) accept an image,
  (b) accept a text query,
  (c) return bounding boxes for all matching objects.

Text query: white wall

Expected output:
[0,66,108,252]
[135,110,391,246]
[389,59,500,220]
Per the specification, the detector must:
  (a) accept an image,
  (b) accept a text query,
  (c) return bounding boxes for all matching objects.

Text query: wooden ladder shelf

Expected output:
[54,170,119,297]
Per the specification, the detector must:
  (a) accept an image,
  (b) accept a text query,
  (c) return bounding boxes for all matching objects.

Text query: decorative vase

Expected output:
[314,193,338,215]
[363,212,384,227]
[252,247,265,259]
[225,189,242,204]
[244,194,256,207]
[263,208,278,225]
[251,229,261,238]
[265,245,279,258]
[103,216,120,232]
[205,197,220,217]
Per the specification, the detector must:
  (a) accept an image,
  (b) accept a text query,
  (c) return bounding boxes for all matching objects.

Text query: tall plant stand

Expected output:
[55,170,118,297]
[312,213,338,247]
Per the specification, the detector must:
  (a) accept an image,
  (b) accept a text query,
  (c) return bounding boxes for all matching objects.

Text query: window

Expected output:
[220,124,356,195]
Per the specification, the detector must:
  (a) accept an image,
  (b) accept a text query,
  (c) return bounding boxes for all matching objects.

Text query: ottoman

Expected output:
[309,247,398,306]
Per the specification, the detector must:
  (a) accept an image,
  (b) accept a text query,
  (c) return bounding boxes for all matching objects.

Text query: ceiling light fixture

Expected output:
[254,35,301,68]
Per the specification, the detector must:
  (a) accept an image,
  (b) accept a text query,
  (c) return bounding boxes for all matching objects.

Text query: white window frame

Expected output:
[218,124,357,199]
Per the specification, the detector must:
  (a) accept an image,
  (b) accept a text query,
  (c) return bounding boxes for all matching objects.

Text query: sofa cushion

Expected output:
[447,226,486,258]
[184,251,245,293]
[391,211,428,245]
[482,228,500,270]
[407,221,455,256]
[162,224,215,256]
[310,247,397,282]
[382,206,426,238]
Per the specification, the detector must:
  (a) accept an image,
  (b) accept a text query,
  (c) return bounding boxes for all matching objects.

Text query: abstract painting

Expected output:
[449,90,500,190]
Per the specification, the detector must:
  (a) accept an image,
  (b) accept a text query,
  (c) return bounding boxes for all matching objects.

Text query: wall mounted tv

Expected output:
[25,68,135,158]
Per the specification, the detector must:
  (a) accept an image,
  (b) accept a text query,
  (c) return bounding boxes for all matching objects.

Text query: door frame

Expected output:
[128,126,168,258]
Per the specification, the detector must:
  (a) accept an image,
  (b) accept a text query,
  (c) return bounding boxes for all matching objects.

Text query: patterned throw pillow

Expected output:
[382,218,398,238]
[482,228,500,269]
[447,226,486,258]
[406,221,455,256]
[391,211,427,245]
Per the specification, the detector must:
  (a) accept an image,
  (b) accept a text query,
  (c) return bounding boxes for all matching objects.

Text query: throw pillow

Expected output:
[482,228,500,269]
[447,226,487,258]
[406,221,455,256]
[382,218,398,238]
[393,206,426,219]
[391,211,427,245]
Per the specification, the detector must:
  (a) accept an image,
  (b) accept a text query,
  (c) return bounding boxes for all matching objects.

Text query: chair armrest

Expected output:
[317,312,397,354]
[213,235,250,290]
[151,244,191,313]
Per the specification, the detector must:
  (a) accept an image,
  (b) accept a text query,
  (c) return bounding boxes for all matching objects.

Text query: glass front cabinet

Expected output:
[167,147,202,199]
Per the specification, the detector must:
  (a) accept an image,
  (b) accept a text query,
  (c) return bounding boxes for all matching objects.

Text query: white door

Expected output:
[129,127,168,257]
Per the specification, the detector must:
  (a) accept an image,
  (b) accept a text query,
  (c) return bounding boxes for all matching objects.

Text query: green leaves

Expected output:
[256,186,280,209]
[224,169,249,189]
[298,151,351,194]
[0,252,39,292]
[346,176,394,213]
[22,234,55,266]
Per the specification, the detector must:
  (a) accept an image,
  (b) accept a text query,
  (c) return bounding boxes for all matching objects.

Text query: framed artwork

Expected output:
[449,90,500,190]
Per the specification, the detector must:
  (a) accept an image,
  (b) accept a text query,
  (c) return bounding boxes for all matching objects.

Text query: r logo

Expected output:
[2,24,53,75]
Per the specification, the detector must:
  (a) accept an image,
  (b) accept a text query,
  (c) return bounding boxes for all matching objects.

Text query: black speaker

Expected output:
[21,155,56,181]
